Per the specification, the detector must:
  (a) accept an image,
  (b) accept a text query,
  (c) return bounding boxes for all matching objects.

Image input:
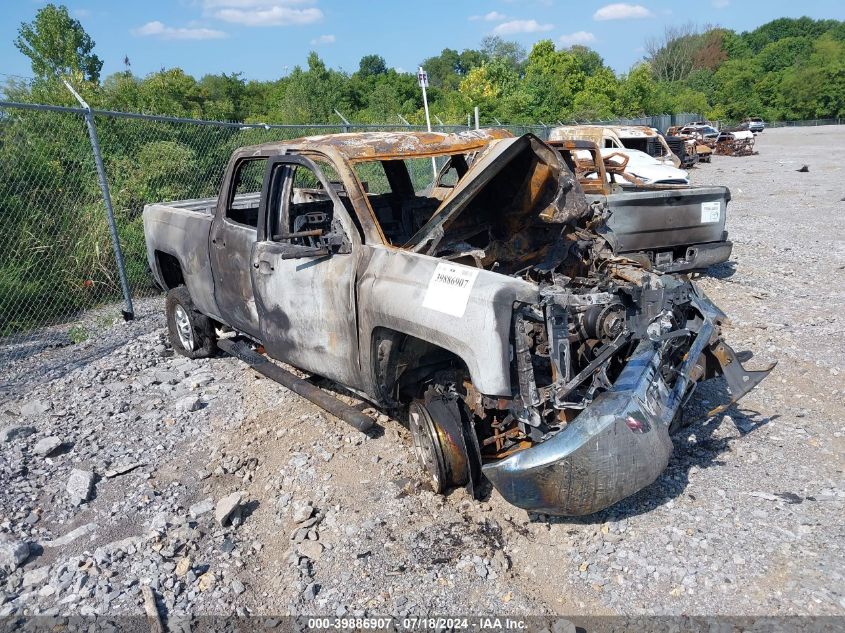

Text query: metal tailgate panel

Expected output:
[602,186,729,252]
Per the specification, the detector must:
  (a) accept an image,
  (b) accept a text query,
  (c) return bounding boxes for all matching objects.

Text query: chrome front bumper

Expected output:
[482,291,770,516]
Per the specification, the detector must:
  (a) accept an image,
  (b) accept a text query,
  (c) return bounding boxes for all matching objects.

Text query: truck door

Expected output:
[250,155,363,391]
[209,157,266,337]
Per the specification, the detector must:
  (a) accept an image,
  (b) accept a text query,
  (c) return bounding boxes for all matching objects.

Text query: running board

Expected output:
[217,338,375,433]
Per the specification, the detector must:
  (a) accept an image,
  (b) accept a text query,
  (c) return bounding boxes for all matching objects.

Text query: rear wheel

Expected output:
[166,286,217,359]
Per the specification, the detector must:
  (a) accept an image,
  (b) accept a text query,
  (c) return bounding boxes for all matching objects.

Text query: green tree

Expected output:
[521,40,586,121]
[421,48,462,90]
[742,17,840,53]
[568,45,606,76]
[756,37,814,72]
[135,69,204,118]
[198,72,247,121]
[710,58,764,120]
[480,36,527,72]
[269,52,352,124]
[571,68,619,120]
[779,34,845,118]
[358,54,387,78]
[15,3,103,82]
[616,64,659,117]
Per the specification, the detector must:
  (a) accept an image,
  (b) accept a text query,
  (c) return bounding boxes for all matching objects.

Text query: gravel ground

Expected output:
[0,126,843,621]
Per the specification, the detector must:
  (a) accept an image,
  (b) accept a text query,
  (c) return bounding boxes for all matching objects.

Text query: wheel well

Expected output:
[371,327,469,407]
[155,251,185,290]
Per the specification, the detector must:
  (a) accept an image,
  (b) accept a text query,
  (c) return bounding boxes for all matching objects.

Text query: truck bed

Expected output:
[590,185,732,272]
[148,191,260,215]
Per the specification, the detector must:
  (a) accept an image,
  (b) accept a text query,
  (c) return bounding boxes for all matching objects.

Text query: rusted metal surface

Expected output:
[143,129,771,516]
[668,125,717,162]
[548,124,682,168]
[239,129,513,161]
[715,130,756,156]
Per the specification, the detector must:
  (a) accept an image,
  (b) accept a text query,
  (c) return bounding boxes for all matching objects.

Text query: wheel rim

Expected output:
[408,403,446,493]
[174,304,195,351]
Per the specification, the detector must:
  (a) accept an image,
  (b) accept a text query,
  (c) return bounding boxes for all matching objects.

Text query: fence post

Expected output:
[63,80,134,321]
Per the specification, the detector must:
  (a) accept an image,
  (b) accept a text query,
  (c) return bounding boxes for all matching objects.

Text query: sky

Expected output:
[2,0,845,84]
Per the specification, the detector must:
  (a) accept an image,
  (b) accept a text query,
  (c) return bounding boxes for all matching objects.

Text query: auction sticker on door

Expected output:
[422,262,480,318]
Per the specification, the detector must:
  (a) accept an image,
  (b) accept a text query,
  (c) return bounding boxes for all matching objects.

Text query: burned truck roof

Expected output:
[548,124,663,142]
[234,129,514,161]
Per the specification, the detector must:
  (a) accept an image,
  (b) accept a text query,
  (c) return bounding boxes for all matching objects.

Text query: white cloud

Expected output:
[212,5,322,26]
[558,31,595,45]
[310,33,335,45]
[72,8,91,17]
[492,19,554,35]
[593,3,653,20]
[469,11,507,22]
[132,21,228,40]
[712,0,729,7]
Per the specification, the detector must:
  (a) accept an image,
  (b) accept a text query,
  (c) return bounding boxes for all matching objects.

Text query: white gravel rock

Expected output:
[20,400,51,417]
[33,436,62,456]
[292,501,314,524]
[0,534,29,572]
[66,469,95,505]
[214,492,243,526]
[22,566,50,588]
[189,498,214,519]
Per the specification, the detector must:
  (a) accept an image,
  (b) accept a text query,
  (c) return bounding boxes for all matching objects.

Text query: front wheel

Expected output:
[408,389,482,495]
[165,286,217,359]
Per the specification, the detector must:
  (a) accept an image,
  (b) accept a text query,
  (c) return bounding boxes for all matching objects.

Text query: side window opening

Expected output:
[287,164,335,246]
[268,159,352,252]
[227,158,266,228]
[352,157,454,246]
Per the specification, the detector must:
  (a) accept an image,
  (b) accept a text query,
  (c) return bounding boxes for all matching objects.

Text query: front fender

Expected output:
[356,246,536,397]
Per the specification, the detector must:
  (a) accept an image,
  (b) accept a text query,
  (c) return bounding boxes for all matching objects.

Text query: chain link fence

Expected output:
[0,101,701,365]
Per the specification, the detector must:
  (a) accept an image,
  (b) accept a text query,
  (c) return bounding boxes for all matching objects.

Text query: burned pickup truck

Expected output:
[143,130,772,516]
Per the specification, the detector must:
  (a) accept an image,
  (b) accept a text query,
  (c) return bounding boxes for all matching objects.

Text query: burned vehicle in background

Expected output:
[549,124,682,168]
[668,125,715,163]
[663,132,701,168]
[548,139,733,273]
[715,129,756,156]
[143,130,772,516]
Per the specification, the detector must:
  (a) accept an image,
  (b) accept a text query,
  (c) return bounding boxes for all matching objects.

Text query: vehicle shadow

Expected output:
[703,261,737,279]
[528,376,777,527]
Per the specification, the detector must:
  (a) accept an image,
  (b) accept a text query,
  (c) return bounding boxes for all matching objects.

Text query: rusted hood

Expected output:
[409,134,589,256]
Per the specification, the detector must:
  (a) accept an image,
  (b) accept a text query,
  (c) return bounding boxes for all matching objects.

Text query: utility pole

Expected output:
[474,106,480,130]
[418,66,437,179]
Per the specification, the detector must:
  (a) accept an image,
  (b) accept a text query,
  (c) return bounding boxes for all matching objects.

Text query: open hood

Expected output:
[407,134,589,273]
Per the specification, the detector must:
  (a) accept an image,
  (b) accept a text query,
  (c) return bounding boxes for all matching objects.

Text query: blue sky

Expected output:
[2,0,844,83]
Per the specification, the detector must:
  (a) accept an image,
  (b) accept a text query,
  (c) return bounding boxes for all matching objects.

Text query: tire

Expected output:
[408,387,482,496]
[165,286,217,359]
